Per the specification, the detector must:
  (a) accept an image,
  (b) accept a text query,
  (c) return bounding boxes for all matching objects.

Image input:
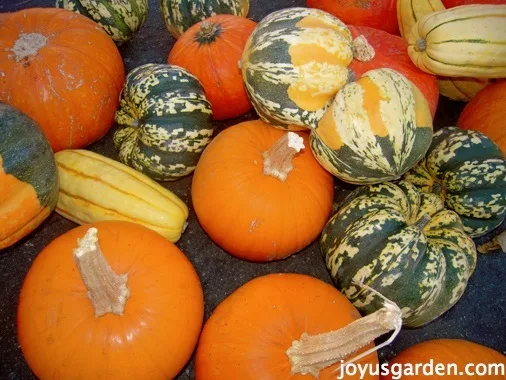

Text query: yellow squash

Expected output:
[408,4,506,78]
[55,150,188,242]
[397,0,445,39]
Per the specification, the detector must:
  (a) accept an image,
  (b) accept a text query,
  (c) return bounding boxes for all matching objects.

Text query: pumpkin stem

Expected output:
[415,214,431,231]
[73,227,130,317]
[195,21,222,44]
[352,35,375,62]
[477,231,506,253]
[415,38,427,52]
[262,132,305,182]
[11,33,48,62]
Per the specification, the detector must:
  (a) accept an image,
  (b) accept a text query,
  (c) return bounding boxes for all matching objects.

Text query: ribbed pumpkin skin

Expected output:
[404,127,506,238]
[407,5,506,78]
[437,76,491,101]
[114,64,214,181]
[55,149,189,242]
[161,0,249,38]
[310,68,433,185]
[56,0,148,44]
[241,7,355,131]
[0,104,58,250]
[321,181,477,328]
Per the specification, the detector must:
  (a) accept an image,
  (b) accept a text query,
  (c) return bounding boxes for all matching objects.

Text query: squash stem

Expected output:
[416,38,427,52]
[73,227,130,317]
[352,35,375,62]
[415,214,432,231]
[262,132,305,182]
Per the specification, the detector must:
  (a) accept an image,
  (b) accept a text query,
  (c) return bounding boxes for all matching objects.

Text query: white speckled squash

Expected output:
[114,63,214,181]
[310,68,433,185]
[161,0,249,39]
[56,0,148,44]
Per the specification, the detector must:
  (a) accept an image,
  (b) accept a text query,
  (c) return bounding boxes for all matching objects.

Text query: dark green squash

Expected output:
[113,63,214,181]
[0,103,59,250]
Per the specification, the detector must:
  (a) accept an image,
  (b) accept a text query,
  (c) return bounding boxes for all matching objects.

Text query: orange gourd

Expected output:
[191,120,334,261]
[382,339,506,380]
[457,80,506,154]
[0,8,124,152]
[196,273,393,380]
[168,15,256,120]
[17,221,204,379]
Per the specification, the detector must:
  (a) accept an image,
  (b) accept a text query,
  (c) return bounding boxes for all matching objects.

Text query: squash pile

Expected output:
[1,1,506,379]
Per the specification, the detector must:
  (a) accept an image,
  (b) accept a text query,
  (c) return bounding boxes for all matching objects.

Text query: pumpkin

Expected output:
[240,7,376,131]
[55,149,189,242]
[306,0,399,35]
[114,63,214,181]
[321,180,477,328]
[56,0,148,44]
[18,221,204,379]
[196,273,403,379]
[168,15,256,120]
[404,127,506,237]
[0,8,124,152]
[457,80,506,154]
[310,68,433,185]
[191,120,334,262]
[161,0,249,39]
[382,339,506,380]
[0,103,58,250]
[348,25,439,117]
[407,5,506,78]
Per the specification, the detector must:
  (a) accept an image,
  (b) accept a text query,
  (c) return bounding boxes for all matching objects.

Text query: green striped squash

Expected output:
[404,127,506,238]
[114,63,214,181]
[321,180,477,328]
[310,68,433,184]
[56,0,148,44]
[161,0,249,39]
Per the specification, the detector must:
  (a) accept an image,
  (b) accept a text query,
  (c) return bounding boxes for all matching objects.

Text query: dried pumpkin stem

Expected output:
[352,35,375,62]
[73,227,130,317]
[262,132,305,182]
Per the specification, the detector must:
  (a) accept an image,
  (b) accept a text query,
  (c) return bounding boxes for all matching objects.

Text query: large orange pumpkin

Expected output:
[306,0,399,35]
[457,80,506,155]
[382,339,506,380]
[18,221,204,379]
[168,14,256,120]
[0,8,124,152]
[191,120,334,262]
[196,273,394,379]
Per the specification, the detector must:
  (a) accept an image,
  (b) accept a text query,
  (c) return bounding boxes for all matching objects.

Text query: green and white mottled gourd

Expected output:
[310,68,433,184]
[404,127,506,238]
[161,0,250,38]
[114,63,214,181]
[240,7,375,131]
[321,180,477,328]
[56,0,148,44]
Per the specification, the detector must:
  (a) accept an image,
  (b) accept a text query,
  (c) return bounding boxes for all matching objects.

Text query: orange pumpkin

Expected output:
[191,120,334,262]
[196,273,389,380]
[168,14,256,120]
[18,221,204,379]
[382,339,506,380]
[457,80,506,155]
[0,8,124,152]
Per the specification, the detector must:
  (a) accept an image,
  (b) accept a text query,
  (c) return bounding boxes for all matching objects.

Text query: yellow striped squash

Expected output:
[407,4,506,78]
[397,0,445,39]
[437,76,491,101]
[55,150,188,242]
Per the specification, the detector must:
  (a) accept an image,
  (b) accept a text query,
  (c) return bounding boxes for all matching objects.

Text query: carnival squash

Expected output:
[382,339,506,380]
[18,221,204,379]
[321,180,477,328]
[310,68,433,185]
[404,127,506,237]
[407,5,506,78]
[191,120,334,262]
[161,0,249,38]
[457,80,506,154]
[0,8,124,152]
[306,0,399,35]
[196,273,402,379]
[168,15,256,120]
[0,103,58,250]
[114,63,214,181]
[240,7,375,130]
[55,149,188,242]
[56,0,148,44]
